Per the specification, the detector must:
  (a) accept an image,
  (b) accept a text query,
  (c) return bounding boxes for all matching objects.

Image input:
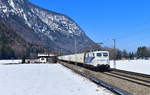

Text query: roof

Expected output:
[38,53,57,57]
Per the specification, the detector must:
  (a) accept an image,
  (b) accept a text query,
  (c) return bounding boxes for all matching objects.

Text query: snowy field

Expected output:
[0,59,21,64]
[0,64,113,95]
[110,60,150,75]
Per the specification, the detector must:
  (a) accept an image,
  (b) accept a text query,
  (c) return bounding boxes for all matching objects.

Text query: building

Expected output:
[38,53,57,63]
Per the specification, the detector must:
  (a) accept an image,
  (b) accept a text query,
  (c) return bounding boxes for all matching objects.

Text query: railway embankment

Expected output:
[60,62,150,95]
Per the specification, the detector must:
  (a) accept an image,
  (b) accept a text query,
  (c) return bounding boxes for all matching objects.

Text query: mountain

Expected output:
[0,0,95,54]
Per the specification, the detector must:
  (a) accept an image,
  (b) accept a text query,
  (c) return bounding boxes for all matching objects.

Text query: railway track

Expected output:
[77,62,150,87]
[104,70,150,87]
[59,61,150,95]
[60,62,132,95]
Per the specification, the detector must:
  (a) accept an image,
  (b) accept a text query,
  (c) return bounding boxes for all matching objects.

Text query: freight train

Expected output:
[58,51,110,71]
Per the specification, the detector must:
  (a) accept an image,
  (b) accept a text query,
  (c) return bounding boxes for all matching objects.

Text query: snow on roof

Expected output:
[38,53,57,57]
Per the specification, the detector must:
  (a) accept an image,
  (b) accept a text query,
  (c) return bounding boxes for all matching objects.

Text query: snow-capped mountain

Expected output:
[0,0,94,53]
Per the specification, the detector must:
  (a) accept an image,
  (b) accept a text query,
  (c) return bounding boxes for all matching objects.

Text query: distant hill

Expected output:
[0,0,95,54]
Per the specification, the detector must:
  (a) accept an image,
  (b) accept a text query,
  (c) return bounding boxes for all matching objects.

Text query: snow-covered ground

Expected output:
[0,59,22,64]
[0,64,114,95]
[110,60,150,75]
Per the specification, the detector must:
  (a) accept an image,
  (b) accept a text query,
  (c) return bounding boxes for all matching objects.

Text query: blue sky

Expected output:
[29,0,150,52]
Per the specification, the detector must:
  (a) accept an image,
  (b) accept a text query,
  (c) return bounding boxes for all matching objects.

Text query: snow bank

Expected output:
[0,64,114,95]
[110,60,150,75]
[0,60,22,64]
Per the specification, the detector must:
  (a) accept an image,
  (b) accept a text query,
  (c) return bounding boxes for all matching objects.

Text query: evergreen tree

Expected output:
[122,49,128,59]
[21,52,26,63]
[129,52,134,59]
[0,44,15,59]
[116,50,122,60]
[136,46,150,58]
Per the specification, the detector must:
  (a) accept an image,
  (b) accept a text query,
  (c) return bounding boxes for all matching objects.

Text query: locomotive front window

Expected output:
[41,57,45,60]
[103,53,108,57]
[97,53,102,57]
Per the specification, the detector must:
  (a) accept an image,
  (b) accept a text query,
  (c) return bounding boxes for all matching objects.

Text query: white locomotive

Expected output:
[58,51,110,71]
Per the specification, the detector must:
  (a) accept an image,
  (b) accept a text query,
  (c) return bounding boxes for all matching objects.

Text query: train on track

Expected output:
[58,51,110,71]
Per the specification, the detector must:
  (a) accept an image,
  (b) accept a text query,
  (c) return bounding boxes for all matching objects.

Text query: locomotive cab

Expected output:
[85,51,110,71]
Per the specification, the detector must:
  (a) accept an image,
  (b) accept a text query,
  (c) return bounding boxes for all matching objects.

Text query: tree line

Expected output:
[114,46,150,60]
[1,33,150,60]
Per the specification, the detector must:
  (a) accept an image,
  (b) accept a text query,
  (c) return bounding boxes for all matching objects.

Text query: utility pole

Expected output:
[113,39,116,69]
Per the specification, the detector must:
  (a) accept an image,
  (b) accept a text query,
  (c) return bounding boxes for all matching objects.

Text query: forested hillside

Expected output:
[0,21,48,59]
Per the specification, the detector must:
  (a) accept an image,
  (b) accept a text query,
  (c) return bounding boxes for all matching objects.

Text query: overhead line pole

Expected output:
[113,39,116,69]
